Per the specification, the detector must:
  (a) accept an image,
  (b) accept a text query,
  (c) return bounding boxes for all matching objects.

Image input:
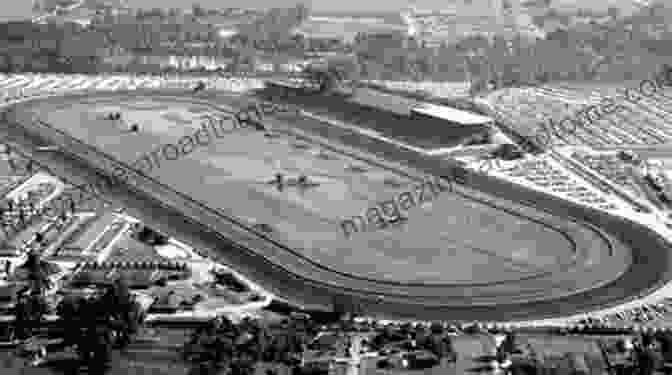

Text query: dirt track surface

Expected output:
[2,90,671,322]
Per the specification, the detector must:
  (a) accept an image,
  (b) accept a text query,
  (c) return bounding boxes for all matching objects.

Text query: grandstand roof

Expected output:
[412,103,493,125]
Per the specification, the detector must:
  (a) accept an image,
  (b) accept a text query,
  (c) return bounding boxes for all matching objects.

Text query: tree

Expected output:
[100,276,145,348]
[424,323,451,358]
[21,250,53,295]
[76,304,114,370]
[635,344,659,375]
[56,294,86,347]
[55,276,146,367]
[183,317,237,374]
[304,55,361,95]
[59,287,143,368]
[656,332,672,363]
[13,290,48,340]
[499,332,519,357]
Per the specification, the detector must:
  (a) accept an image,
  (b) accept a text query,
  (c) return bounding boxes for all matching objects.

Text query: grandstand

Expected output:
[411,103,494,126]
[258,82,493,151]
[410,103,495,144]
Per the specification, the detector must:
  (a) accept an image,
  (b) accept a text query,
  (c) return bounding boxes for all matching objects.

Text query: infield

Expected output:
[12,93,626,297]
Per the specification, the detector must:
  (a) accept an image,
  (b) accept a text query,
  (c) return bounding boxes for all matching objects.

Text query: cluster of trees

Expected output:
[463,3,672,90]
[0,20,112,74]
[57,277,146,366]
[47,3,310,74]
[11,250,146,371]
[11,252,55,340]
[132,5,256,20]
[236,4,310,48]
[369,322,456,361]
[6,0,671,86]
[184,312,667,375]
[182,315,314,375]
[348,3,672,90]
[301,55,361,94]
[94,3,310,59]
[95,13,219,52]
[231,4,311,73]
[0,193,75,248]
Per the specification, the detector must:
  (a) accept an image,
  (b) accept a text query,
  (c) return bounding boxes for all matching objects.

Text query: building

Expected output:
[258,82,494,150]
[411,103,494,127]
[410,103,495,144]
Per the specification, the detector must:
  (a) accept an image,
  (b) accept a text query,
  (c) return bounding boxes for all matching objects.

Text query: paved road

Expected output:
[1,90,670,323]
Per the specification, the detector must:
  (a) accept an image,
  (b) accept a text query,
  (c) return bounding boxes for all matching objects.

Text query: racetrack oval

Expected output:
[4,90,672,322]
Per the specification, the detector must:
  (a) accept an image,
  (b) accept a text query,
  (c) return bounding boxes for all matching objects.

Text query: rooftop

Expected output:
[412,103,494,125]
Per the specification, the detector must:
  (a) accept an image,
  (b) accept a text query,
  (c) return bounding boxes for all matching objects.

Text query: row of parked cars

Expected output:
[0,73,264,104]
[482,156,620,211]
[579,299,672,327]
[487,83,672,149]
